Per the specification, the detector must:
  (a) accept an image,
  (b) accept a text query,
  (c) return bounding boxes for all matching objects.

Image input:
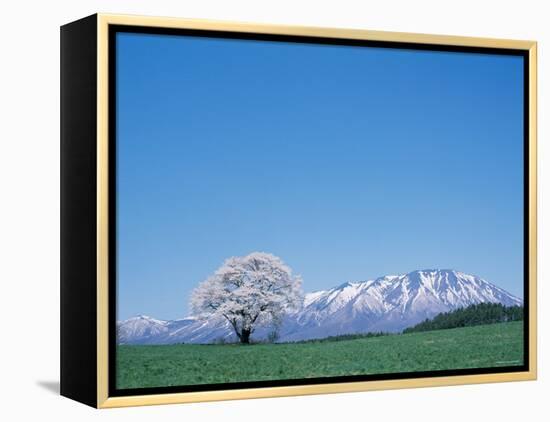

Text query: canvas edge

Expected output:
[60,13,99,408]
[94,13,538,409]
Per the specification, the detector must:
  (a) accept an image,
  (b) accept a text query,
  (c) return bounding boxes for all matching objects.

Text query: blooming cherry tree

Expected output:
[190,252,303,344]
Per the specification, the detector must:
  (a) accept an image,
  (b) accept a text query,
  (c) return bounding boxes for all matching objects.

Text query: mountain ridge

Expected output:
[117,269,522,344]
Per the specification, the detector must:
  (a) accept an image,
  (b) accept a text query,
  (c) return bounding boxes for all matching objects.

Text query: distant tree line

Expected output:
[285,331,391,344]
[403,303,524,334]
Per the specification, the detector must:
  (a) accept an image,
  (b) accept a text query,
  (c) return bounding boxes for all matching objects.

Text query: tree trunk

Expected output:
[240,329,251,344]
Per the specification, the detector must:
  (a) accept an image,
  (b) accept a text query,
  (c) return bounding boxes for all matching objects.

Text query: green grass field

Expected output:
[116,321,523,389]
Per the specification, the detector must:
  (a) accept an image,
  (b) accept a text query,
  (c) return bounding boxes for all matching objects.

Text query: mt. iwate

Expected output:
[117,269,522,345]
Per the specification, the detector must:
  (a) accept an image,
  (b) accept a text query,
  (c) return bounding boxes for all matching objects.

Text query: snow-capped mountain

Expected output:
[117,315,233,345]
[117,315,169,344]
[117,269,522,344]
[281,269,521,341]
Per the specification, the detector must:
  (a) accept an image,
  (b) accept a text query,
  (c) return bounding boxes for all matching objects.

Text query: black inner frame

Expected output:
[108,24,531,398]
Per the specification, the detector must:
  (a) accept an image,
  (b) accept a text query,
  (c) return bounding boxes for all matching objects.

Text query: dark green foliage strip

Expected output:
[403,303,523,334]
[117,321,523,389]
[284,331,390,344]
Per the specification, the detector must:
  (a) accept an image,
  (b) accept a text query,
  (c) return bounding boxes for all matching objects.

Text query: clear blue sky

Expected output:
[116,32,524,321]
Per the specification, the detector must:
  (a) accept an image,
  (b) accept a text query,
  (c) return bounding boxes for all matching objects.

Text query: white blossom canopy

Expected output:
[190,252,303,343]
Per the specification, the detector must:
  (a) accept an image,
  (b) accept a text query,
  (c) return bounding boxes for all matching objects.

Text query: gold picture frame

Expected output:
[60,13,537,408]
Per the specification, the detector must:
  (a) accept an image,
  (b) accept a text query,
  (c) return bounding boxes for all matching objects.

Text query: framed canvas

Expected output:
[60,13,537,408]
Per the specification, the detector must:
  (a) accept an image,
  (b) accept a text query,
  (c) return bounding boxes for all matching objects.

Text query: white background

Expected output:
[0,0,546,420]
